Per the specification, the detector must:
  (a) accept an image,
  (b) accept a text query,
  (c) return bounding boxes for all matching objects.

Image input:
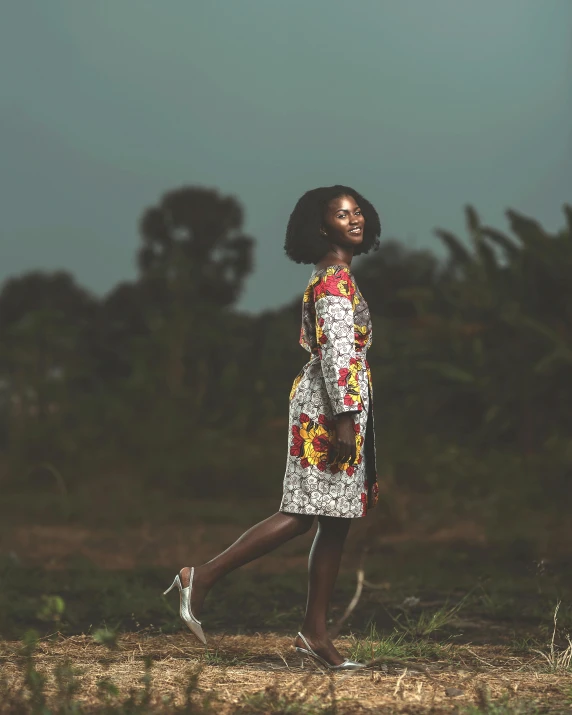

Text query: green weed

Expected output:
[201,647,242,667]
[349,623,452,663]
[389,591,472,639]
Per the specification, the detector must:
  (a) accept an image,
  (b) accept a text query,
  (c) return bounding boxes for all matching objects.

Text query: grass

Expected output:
[0,629,218,713]
[3,502,572,712]
[3,629,572,714]
[2,535,572,645]
[508,635,541,653]
[2,561,572,713]
[531,601,572,673]
[236,686,335,714]
[349,623,453,662]
[0,556,313,640]
[476,586,518,620]
[459,693,544,714]
[389,589,474,638]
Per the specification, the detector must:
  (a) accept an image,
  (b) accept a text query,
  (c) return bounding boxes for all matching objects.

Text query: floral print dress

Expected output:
[279,264,379,518]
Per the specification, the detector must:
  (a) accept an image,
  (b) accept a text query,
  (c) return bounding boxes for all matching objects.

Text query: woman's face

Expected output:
[320,194,364,248]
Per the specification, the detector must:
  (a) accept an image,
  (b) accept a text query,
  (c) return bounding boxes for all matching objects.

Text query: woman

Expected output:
[164,185,381,670]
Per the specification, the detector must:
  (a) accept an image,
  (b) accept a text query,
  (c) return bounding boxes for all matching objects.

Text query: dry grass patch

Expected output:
[1,631,572,713]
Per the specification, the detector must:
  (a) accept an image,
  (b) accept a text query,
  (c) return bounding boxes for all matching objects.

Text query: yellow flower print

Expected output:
[355,324,368,349]
[303,424,330,467]
[336,277,351,297]
[290,412,334,471]
[347,356,362,389]
[289,373,303,401]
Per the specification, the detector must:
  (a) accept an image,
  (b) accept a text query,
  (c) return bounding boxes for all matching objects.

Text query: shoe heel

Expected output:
[163,575,178,596]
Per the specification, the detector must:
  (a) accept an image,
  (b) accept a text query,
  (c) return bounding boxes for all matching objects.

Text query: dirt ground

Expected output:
[3,505,572,712]
[2,632,571,713]
[0,514,488,571]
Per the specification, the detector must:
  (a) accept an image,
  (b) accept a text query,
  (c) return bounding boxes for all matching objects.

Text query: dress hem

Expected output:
[278,505,366,519]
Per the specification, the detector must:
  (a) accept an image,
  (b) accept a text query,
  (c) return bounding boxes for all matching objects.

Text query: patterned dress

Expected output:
[279,264,379,518]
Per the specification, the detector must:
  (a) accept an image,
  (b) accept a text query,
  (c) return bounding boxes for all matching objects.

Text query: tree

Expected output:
[136,186,255,402]
[0,271,98,422]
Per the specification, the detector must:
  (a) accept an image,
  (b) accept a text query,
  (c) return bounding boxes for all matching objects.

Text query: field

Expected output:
[2,496,572,713]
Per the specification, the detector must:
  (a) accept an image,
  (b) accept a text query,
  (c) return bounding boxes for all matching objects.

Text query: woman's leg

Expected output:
[295,515,352,665]
[180,511,314,617]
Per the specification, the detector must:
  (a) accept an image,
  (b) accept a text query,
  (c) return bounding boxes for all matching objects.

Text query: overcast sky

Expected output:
[1,1,571,314]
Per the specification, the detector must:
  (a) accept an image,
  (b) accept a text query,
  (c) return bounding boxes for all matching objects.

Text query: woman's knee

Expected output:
[291,513,314,535]
[317,515,351,537]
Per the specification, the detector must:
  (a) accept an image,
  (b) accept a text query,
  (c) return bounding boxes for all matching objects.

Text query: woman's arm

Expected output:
[313,268,363,416]
[313,268,362,466]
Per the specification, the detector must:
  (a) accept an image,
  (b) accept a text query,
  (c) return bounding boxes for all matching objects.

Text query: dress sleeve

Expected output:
[313,268,363,416]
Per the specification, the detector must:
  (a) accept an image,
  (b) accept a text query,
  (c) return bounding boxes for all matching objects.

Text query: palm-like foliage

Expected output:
[425,202,572,450]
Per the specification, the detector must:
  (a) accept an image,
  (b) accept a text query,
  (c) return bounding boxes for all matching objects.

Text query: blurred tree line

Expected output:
[1,185,572,518]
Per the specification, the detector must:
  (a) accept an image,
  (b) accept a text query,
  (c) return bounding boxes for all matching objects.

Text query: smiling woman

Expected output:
[280,185,383,520]
[284,185,381,266]
[163,185,382,671]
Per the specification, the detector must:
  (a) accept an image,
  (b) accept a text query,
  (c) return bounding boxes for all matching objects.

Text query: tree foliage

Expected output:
[1,189,571,506]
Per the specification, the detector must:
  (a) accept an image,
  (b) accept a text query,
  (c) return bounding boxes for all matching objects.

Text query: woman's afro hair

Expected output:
[284,184,381,265]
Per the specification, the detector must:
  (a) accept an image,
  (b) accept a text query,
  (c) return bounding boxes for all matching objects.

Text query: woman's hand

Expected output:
[329,413,357,466]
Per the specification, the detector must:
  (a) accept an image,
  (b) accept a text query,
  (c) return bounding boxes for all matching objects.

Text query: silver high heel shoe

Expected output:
[163,567,207,645]
[295,632,366,671]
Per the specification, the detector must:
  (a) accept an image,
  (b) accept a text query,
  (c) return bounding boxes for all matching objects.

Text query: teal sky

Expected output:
[1,1,571,314]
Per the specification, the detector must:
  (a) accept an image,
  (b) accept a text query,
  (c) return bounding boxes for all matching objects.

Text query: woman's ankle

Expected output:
[194,563,218,591]
[298,629,329,646]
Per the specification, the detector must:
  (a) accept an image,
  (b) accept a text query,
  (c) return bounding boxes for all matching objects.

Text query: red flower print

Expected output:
[360,493,367,516]
[312,433,330,453]
[323,271,354,298]
[312,268,355,302]
[290,425,304,456]
[291,411,337,473]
